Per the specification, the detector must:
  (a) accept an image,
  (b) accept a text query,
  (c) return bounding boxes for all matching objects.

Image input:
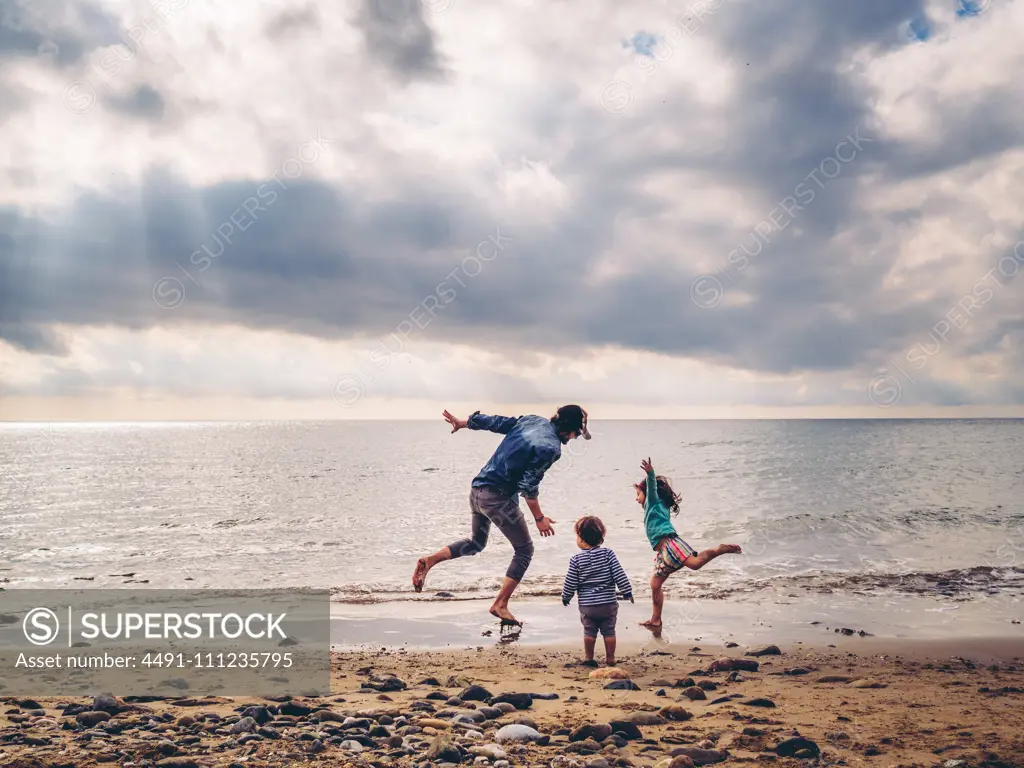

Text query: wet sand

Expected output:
[331,592,1024,651]
[2,637,1022,767]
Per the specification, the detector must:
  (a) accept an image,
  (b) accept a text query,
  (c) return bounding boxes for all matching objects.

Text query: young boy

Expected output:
[561,516,633,667]
[636,457,742,631]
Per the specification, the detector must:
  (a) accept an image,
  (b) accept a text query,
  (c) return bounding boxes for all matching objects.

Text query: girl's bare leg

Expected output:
[684,543,742,570]
[641,573,669,628]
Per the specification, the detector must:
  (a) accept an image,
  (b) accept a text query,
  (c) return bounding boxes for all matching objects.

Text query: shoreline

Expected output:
[331,592,1024,653]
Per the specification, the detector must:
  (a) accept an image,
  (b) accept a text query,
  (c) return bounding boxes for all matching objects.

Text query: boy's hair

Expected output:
[574,516,606,546]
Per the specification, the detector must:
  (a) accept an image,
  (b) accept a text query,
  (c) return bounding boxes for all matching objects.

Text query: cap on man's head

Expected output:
[555,404,591,440]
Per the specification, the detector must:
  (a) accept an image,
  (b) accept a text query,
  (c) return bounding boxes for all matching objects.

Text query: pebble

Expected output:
[571,724,612,742]
[470,744,508,760]
[425,733,464,762]
[495,724,544,743]
[669,747,728,765]
[658,704,693,722]
[708,658,759,673]
[681,686,706,701]
[461,685,494,701]
[229,716,256,734]
[773,736,820,757]
[850,679,888,689]
[742,697,776,708]
[604,680,640,691]
[745,644,782,657]
[490,693,533,710]
[77,711,112,727]
[565,738,603,754]
[607,721,642,740]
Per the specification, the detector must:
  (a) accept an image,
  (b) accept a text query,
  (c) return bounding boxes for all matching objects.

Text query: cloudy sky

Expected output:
[1,0,1023,420]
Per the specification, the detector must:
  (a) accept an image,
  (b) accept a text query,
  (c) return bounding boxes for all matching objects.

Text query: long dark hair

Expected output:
[655,475,681,515]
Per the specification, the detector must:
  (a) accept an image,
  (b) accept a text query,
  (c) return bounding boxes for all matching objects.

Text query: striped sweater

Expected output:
[561,546,633,607]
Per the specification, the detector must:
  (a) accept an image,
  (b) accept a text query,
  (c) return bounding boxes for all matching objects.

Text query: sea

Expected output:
[2,419,1023,649]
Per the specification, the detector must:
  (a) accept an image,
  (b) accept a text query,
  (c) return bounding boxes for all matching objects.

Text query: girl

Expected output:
[636,457,741,630]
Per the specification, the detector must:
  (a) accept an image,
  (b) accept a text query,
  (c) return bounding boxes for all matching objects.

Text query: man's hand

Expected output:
[535,516,556,537]
[442,409,467,433]
[640,457,653,474]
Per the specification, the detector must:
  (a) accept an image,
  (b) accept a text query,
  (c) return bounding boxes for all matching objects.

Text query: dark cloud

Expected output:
[0,0,121,67]
[105,83,165,121]
[266,4,322,40]
[0,322,68,353]
[1,1,1023,407]
[354,0,446,82]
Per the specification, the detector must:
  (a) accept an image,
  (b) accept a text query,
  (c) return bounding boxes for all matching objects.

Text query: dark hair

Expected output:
[656,476,681,515]
[638,475,681,515]
[574,516,606,547]
[552,404,585,435]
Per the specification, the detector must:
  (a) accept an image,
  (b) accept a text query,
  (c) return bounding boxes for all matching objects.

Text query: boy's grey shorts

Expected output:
[579,602,618,638]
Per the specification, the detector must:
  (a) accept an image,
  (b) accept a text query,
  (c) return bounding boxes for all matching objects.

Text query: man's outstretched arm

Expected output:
[443,409,519,434]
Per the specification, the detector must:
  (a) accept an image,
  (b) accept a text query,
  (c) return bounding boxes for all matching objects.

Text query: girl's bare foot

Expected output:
[721,544,742,554]
[412,558,431,593]
[489,604,521,626]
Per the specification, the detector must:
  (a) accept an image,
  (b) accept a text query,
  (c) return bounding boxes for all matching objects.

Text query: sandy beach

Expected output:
[2,637,1022,768]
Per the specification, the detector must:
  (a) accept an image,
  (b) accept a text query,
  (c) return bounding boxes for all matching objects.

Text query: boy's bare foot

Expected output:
[412,558,431,593]
[721,544,742,554]
[489,605,522,626]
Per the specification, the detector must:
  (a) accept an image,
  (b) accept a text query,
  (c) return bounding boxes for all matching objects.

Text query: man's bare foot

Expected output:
[720,544,742,554]
[412,558,431,593]
[639,619,662,629]
[489,605,521,626]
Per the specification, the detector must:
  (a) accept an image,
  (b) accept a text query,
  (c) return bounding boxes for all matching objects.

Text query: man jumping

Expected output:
[412,405,591,625]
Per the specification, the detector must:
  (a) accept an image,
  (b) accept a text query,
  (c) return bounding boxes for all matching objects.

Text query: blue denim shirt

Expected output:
[468,412,561,499]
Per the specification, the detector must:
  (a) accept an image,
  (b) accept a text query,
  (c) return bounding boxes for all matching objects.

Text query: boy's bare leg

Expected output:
[683,543,742,570]
[488,577,522,624]
[583,636,597,661]
[640,574,668,629]
[604,636,617,666]
[412,547,452,592]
